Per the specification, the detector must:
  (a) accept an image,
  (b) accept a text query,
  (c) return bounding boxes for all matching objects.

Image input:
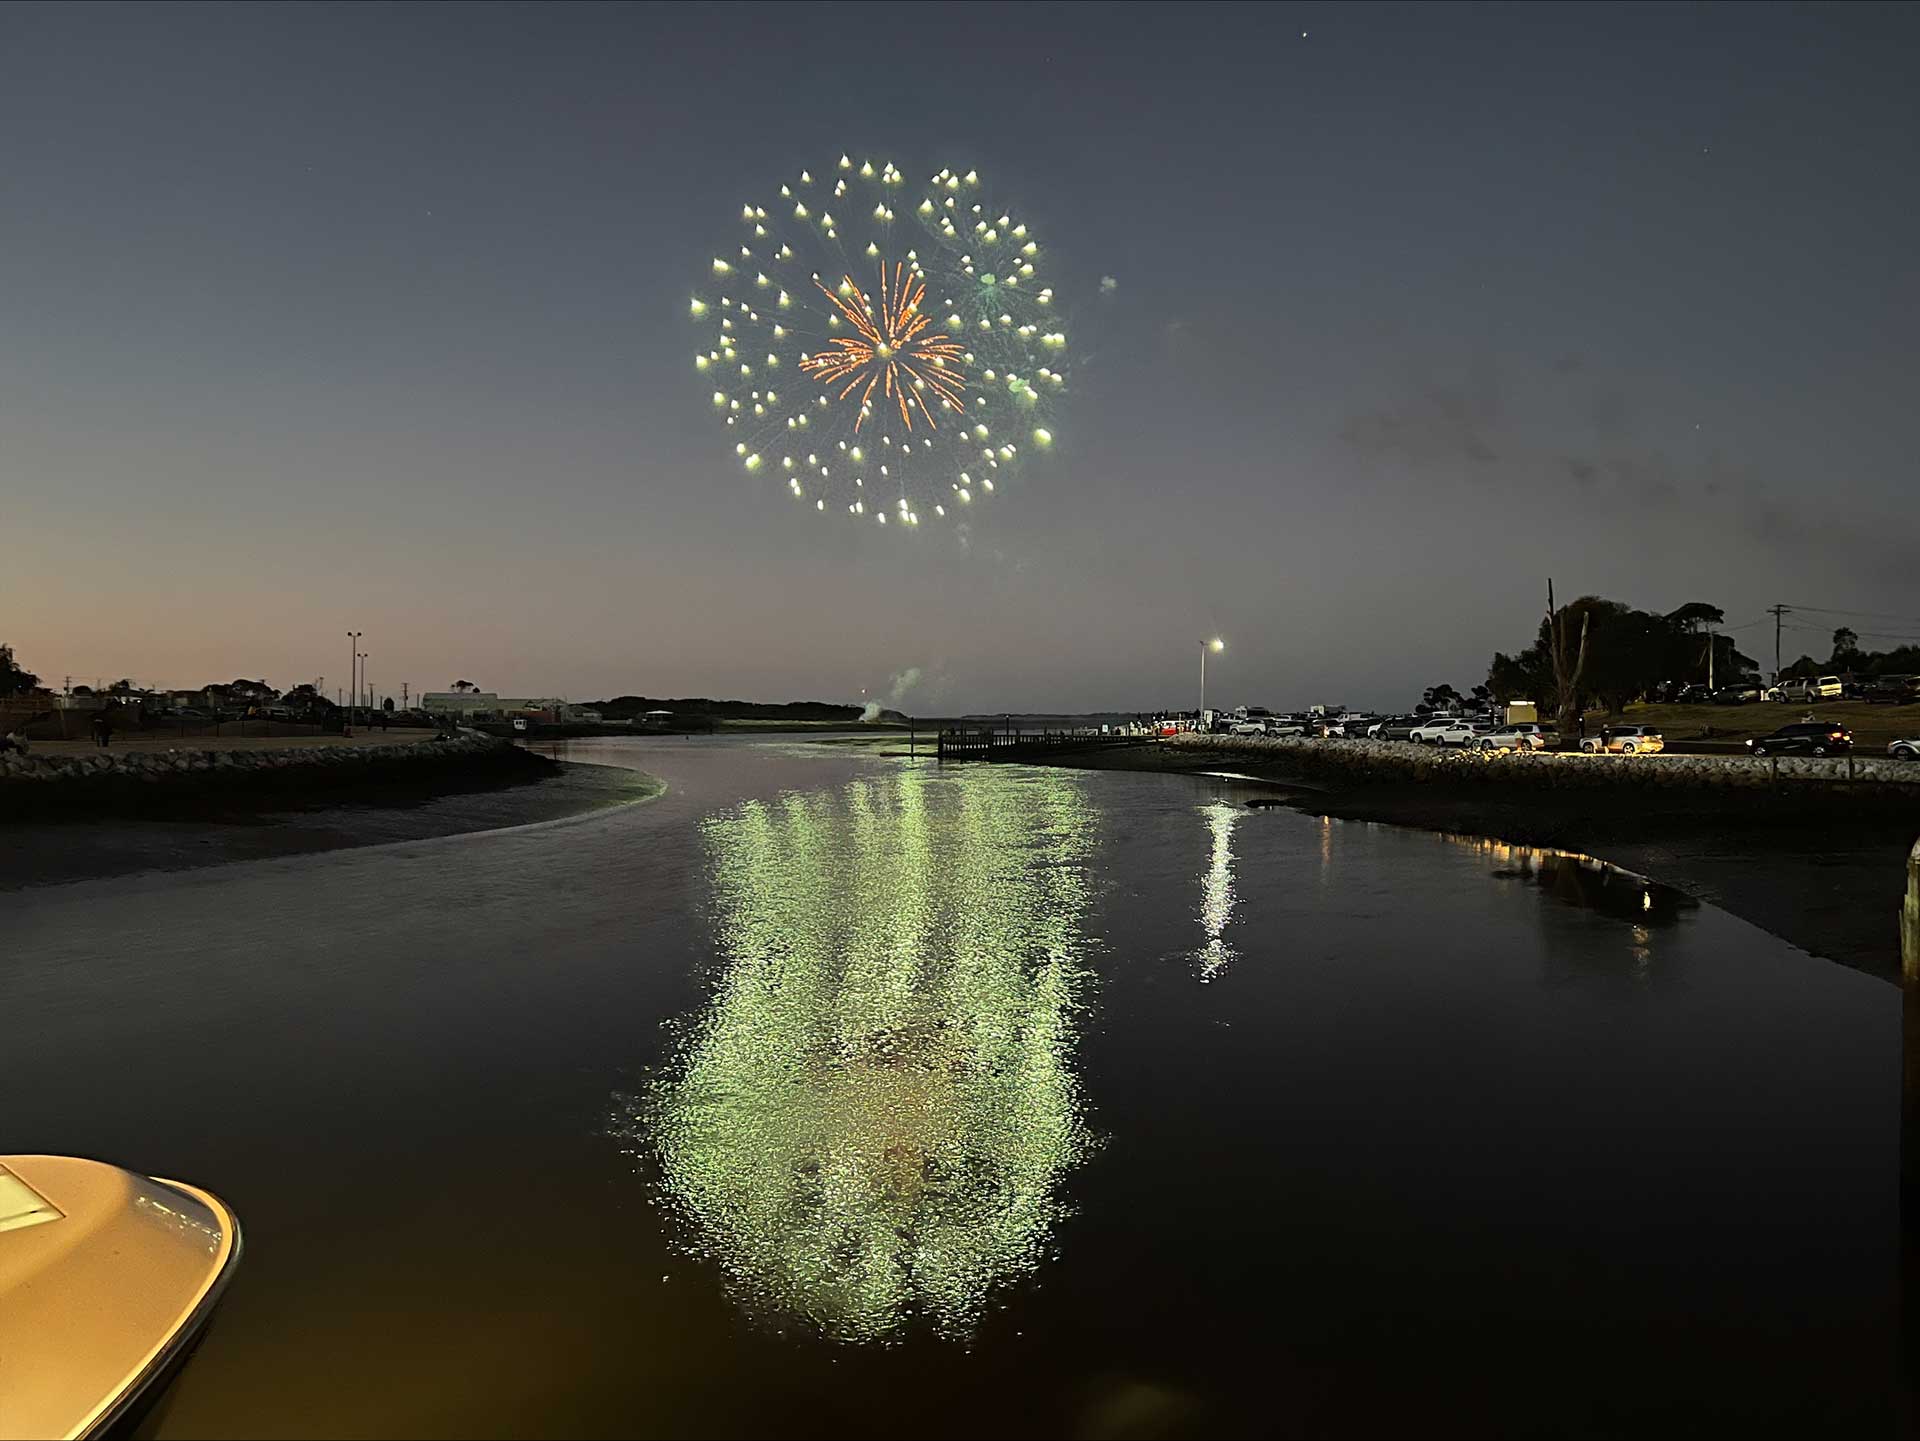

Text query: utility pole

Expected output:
[1766,605,1792,682]
[345,632,361,736]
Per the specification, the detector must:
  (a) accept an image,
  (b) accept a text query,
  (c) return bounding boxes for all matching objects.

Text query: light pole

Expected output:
[345,631,361,735]
[1199,637,1224,728]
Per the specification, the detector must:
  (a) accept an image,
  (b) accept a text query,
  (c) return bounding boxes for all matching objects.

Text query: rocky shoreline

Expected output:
[1034,734,1920,982]
[1160,731,1920,801]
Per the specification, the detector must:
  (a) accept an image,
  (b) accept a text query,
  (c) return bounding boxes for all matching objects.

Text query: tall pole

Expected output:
[1767,604,1791,681]
[1199,638,1223,729]
[345,631,361,736]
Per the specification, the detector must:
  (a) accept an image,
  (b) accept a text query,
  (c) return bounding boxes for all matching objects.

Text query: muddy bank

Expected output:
[0,758,661,891]
[1042,741,1919,984]
[0,731,563,821]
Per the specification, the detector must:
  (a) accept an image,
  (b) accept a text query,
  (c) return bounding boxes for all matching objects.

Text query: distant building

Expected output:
[421,691,501,717]
[422,693,600,724]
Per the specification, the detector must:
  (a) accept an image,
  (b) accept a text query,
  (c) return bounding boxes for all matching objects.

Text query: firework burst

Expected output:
[691,158,1066,528]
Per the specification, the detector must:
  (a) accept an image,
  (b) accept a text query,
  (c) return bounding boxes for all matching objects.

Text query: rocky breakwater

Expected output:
[0,732,557,820]
[1168,732,1920,810]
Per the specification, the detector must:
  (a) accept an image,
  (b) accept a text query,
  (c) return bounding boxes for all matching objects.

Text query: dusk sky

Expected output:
[6,2,1916,714]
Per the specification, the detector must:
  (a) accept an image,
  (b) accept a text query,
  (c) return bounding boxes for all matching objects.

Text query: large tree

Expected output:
[1666,601,1725,633]
[1830,627,1862,670]
[0,644,41,698]
[1488,587,1757,724]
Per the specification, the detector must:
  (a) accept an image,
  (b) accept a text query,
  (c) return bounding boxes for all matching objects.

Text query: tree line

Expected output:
[1418,588,1920,733]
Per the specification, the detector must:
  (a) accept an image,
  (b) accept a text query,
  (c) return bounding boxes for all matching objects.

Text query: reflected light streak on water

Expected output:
[1193,802,1240,983]
[612,764,1097,1344]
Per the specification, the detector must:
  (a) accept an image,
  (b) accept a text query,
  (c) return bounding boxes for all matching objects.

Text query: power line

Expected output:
[1781,603,1920,625]
[1781,621,1920,645]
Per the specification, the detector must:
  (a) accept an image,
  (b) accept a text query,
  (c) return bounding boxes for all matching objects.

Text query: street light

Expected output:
[345,631,362,736]
[1200,638,1224,728]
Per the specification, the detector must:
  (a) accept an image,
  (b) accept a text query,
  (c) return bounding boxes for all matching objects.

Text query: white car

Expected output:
[1407,717,1457,744]
[1890,738,1920,762]
[1474,727,1544,752]
[1411,718,1477,746]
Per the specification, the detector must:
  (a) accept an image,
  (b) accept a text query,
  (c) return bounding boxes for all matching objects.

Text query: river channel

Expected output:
[4,737,1902,1437]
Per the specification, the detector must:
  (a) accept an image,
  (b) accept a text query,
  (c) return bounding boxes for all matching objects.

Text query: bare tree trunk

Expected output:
[1547,579,1590,740]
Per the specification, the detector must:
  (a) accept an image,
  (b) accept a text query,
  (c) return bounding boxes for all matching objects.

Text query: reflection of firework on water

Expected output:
[614,767,1096,1342]
[691,158,1066,527]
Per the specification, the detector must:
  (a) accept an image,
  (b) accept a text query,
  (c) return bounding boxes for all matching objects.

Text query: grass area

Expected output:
[1597,699,1920,750]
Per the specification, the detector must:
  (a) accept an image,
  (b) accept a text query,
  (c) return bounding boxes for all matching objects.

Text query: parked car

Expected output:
[1745,722,1852,757]
[1408,716,1462,745]
[1776,675,1844,703]
[1889,738,1920,761]
[1580,724,1665,755]
[1419,719,1480,747]
[1474,727,1545,753]
[1864,675,1920,704]
[1476,722,1555,751]
[1710,683,1763,705]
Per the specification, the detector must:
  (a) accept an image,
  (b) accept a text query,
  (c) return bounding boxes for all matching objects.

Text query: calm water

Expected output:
[4,739,1904,1437]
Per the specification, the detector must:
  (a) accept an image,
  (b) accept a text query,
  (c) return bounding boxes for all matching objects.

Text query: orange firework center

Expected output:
[799,263,968,432]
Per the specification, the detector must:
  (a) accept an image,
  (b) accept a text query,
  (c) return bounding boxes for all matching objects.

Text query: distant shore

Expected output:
[0,739,661,889]
[1027,737,1919,984]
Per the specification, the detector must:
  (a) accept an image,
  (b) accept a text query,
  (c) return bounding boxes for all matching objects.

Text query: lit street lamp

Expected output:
[1200,637,1224,727]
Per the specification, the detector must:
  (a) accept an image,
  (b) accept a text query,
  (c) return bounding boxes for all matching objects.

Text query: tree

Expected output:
[1489,590,1758,720]
[1780,654,1820,680]
[0,644,42,698]
[1545,579,1590,735]
[1666,602,1725,633]
[1831,628,1861,668]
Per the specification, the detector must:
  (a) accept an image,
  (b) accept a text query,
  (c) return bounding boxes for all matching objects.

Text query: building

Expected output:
[421,693,600,724]
[420,691,501,718]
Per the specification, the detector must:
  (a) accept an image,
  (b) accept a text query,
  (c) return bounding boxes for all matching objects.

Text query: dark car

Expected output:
[1746,722,1852,757]
[1710,683,1763,705]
